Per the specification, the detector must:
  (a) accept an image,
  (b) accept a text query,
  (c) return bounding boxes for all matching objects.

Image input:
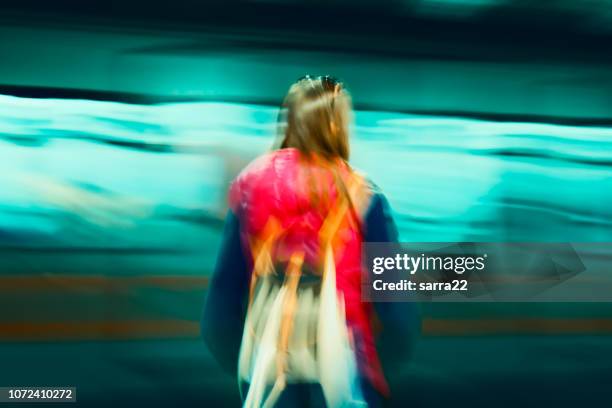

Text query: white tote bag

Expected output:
[238,173,368,408]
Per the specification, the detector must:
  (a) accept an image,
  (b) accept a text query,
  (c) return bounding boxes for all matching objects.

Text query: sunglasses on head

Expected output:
[297,75,342,91]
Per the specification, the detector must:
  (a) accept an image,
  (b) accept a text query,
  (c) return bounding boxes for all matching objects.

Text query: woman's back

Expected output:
[228,147,389,397]
[202,75,419,407]
[229,148,360,270]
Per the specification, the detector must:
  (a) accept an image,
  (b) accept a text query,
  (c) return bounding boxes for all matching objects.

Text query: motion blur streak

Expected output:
[2,94,612,341]
[2,95,611,262]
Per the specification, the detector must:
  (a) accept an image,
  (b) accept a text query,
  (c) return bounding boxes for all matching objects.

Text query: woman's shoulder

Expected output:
[342,167,389,221]
[238,148,297,180]
[350,173,398,242]
[228,149,299,211]
[349,167,385,197]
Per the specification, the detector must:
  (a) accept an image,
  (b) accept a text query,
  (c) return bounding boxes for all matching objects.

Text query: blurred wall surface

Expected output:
[1,2,612,407]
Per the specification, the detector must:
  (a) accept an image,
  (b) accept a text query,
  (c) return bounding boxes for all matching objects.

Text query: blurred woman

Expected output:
[202,75,418,407]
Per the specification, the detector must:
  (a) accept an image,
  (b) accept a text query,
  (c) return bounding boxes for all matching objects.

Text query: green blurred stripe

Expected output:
[0,274,209,290]
[2,318,612,342]
[0,320,200,341]
[423,318,612,336]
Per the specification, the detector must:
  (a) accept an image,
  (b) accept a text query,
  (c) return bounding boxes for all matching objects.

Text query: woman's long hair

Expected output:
[276,75,359,220]
[277,75,352,162]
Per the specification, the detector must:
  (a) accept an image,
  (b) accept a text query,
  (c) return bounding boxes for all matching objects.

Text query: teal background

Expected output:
[1,95,611,407]
[1,4,612,405]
